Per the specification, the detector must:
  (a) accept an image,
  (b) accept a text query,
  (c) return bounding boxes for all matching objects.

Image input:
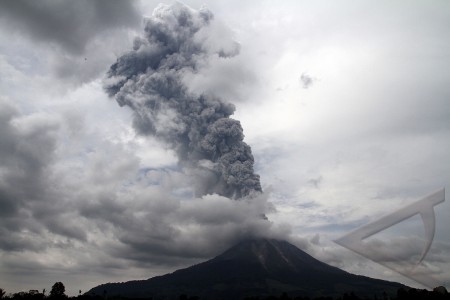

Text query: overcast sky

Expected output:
[1,0,449,296]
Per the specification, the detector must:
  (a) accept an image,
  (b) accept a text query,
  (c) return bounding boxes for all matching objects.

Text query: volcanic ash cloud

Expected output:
[104,3,261,199]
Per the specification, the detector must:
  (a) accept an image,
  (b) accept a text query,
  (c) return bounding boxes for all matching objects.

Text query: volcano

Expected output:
[87,239,405,299]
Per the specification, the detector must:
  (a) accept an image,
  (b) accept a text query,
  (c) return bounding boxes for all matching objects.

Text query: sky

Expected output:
[1,0,450,296]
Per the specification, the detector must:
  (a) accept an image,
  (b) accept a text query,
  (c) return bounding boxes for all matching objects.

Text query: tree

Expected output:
[0,288,5,299]
[50,282,66,298]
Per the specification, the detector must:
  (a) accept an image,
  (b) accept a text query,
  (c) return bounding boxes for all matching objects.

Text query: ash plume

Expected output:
[104,3,261,199]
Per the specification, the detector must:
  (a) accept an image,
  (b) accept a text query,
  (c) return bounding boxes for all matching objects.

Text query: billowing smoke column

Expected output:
[104,3,262,199]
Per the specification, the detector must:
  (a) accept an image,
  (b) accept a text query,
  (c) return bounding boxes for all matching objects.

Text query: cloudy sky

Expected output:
[1,0,449,296]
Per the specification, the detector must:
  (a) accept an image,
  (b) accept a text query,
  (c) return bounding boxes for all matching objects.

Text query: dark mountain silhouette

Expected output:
[87,239,406,299]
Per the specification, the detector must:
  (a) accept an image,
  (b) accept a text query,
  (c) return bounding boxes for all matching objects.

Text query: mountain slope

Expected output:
[87,239,406,299]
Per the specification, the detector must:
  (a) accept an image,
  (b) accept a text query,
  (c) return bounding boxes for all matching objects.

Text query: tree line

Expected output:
[1,283,449,300]
[1,282,69,300]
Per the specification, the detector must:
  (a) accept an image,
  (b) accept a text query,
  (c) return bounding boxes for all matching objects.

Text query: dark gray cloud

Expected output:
[0,86,281,293]
[0,98,95,252]
[0,0,140,55]
[300,73,316,89]
[307,176,323,189]
[104,3,261,199]
[0,0,143,87]
[0,99,59,252]
[0,100,57,218]
[76,178,281,266]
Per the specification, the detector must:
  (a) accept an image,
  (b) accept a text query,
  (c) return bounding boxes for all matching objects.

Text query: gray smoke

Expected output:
[104,3,261,199]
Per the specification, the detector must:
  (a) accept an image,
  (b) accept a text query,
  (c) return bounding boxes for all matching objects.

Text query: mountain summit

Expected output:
[87,239,405,299]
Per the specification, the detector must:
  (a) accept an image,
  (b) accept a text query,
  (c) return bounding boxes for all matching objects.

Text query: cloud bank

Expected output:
[0,3,287,295]
[0,0,140,54]
[0,0,142,86]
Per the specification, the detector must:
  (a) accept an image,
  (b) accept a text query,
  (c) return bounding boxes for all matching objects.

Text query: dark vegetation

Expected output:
[1,284,449,300]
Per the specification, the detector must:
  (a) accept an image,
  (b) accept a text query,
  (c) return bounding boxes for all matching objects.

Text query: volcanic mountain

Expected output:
[87,239,405,299]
